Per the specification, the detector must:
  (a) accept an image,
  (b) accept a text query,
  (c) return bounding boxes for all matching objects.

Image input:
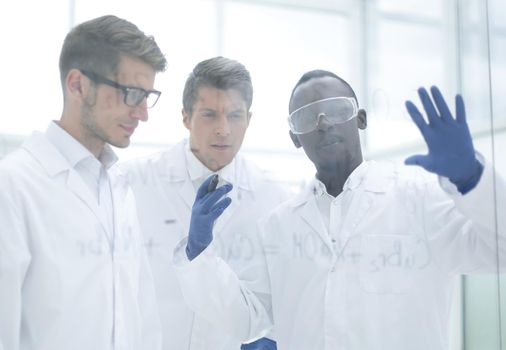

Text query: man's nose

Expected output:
[130,99,149,122]
[316,113,332,131]
[215,115,231,136]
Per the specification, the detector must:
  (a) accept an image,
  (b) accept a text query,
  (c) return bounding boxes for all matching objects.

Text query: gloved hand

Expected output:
[241,337,277,350]
[405,86,483,194]
[186,175,233,261]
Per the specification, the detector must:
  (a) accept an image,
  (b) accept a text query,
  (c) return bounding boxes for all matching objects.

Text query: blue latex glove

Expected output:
[241,337,277,350]
[405,86,483,194]
[186,175,233,261]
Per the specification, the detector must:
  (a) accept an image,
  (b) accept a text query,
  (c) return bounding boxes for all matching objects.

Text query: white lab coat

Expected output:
[0,132,162,350]
[174,160,505,350]
[121,139,288,350]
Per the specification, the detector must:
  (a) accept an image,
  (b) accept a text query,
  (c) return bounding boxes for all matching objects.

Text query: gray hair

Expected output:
[182,56,253,116]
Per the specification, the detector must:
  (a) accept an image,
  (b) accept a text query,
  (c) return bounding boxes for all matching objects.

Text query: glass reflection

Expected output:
[0,1,504,349]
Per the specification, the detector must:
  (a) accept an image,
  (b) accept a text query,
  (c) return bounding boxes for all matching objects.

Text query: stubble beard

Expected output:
[80,92,129,151]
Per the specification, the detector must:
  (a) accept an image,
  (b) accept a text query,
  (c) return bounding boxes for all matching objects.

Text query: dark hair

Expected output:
[59,15,166,90]
[289,69,357,113]
[182,56,253,115]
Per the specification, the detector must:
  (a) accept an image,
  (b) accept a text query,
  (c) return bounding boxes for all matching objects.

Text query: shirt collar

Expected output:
[99,145,119,170]
[45,121,118,170]
[344,161,368,191]
[184,139,237,184]
[312,178,328,197]
[312,161,368,197]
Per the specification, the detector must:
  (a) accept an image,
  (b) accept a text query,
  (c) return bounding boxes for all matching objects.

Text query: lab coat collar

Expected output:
[360,160,395,192]
[311,161,369,198]
[47,121,118,170]
[290,160,393,208]
[22,131,70,177]
[288,160,394,250]
[46,121,94,169]
[163,140,256,232]
[22,126,128,241]
[184,139,237,186]
[24,122,119,178]
[164,139,254,192]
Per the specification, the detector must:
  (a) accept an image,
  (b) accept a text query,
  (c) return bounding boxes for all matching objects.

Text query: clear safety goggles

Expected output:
[288,97,358,134]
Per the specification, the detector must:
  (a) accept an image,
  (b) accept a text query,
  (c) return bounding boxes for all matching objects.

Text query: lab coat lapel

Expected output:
[160,142,197,211]
[293,186,334,252]
[149,146,193,234]
[23,132,109,234]
[301,197,334,252]
[339,189,374,244]
[147,156,192,237]
[177,177,196,210]
[214,156,251,232]
[66,169,110,234]
[109,168,131,250]
[339,161,393,244]
[213,186,239,232]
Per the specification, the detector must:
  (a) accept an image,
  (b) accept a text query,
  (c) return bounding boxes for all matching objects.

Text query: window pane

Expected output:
[223,2,353,152]
[0,1,69,135]
[73,0,218,148]
[226,0,354,12]
[491,0,506,30]
[366,19,446,155]
[377,0,443,20]
[222,2,354,183]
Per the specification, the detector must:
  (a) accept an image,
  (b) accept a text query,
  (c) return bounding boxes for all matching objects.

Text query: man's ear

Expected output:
[357,109,367,130]
[289,130,301,148]
[182,109,191,130]
[66,69,86,99]
[246,111,252,125]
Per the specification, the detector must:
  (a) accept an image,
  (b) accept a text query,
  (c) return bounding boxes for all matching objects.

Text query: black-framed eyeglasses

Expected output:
[81,70,161,108]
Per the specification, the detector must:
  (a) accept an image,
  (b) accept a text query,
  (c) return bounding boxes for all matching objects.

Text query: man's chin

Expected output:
[206,154,235,172]
[109,138,131,149]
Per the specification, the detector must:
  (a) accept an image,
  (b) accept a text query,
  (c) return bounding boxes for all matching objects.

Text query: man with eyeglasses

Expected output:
[0,15,166,350]
[121,56,288,350]
[174,70,505,350]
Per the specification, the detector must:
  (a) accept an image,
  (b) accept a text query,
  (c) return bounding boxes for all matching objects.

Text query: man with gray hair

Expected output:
[0,15,167,350]
[122,56,287,350]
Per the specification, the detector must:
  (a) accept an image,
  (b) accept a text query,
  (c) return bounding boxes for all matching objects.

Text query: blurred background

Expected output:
[0,0,504,348]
